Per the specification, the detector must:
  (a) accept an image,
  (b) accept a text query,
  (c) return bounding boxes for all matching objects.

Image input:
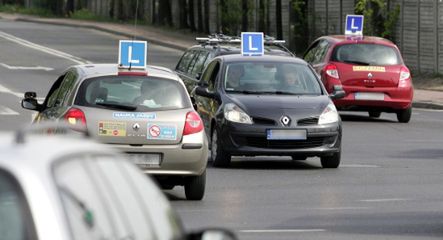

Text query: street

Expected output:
[1,19,442,240]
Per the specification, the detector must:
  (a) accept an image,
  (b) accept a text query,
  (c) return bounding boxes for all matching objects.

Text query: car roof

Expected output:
[215,54,309,65]
[73,64,181,81]
[319,35,396,47]
[189,44,294,57]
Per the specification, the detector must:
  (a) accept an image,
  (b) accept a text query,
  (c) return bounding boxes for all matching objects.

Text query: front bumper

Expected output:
[218,121,341,157]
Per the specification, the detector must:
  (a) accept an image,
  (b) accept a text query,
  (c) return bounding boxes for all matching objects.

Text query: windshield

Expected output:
[223,62,322,95]
[75,76,190,111]
[332,43,401,66]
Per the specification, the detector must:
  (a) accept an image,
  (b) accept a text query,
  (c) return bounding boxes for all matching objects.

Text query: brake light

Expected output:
[324,64,340,79]
[399,67,411,88]
[64,108,86,125]
[183,111,203,135]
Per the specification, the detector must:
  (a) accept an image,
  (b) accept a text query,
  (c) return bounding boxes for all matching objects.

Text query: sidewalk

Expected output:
[1,13,442,110]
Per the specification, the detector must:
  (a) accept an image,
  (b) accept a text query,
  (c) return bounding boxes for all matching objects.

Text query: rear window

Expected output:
[75,76,190,111]
[224,62,322,95]
[332,43,401,66]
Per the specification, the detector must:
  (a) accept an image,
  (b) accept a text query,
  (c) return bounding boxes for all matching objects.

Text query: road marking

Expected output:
[240,229,326,233]
[341,164,380,168]
[360,198,410,203]
[0,83,23,98]
[0,63,53,71]
[0,30,91,65]
[312,207,370,210]
[0,105,19,115]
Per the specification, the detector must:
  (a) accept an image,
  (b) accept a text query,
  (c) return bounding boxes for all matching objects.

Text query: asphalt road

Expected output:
[1,19,442,240]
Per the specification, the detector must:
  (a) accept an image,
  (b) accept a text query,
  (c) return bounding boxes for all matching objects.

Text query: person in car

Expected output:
[277,66,305,93]
[225,65,244,90]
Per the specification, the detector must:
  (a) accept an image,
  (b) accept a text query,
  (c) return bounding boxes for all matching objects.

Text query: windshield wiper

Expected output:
[96,102,137,111]
[226,90,261,94]
[342,60,371,66]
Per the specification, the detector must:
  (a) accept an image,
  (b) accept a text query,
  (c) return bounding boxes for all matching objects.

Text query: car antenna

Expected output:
[129,0,140,71]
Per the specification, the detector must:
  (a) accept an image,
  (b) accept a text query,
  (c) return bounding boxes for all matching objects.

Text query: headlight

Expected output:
[318,103,339,125]
[224,103,253,124]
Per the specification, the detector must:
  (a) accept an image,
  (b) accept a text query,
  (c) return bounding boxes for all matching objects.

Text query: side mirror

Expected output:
[195,86,217,99]
[329,85,346,100]
[186,229,237,240]
[195,72,202,81]
[22,92,42,111]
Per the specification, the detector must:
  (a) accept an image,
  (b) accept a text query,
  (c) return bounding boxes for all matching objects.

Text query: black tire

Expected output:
[397,107,412,123]
[368,111,381,118]
[211,128,231,167]
[320,151,341,168]
[184,171,206,201]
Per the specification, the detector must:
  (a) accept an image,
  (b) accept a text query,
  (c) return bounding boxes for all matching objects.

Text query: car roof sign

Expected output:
[118,40,147,70]
[345,15,364,36]
[241,32,264,56]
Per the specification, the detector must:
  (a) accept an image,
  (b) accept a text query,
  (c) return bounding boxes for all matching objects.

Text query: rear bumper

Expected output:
[334,86,413,111]
[111,132,208,176]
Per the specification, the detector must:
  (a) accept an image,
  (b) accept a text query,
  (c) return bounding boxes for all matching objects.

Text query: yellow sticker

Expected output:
[98,121,126,137]
[352,66,386,72]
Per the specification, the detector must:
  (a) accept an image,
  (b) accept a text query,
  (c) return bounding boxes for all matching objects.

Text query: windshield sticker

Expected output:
[352,66,386,72]
[113,112,156,119]
[98,121,127,137]
[147,123,177,140]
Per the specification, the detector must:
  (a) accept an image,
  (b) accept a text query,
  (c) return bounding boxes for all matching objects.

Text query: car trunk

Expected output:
[80,107,188,145]
[335,62,401,88]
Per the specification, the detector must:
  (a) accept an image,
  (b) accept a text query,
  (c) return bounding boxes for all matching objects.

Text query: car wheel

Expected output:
[368,111,381,118]
[320,151,341,168]
[184,170,206,201]
[397,107,412,123]
[211,128,231,167]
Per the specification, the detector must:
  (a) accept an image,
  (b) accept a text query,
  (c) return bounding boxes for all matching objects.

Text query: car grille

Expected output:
[234,136,330,149]
[297,117,319,126]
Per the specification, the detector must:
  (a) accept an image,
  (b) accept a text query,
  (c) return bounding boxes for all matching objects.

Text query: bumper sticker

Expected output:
[352,66,386,72]
[98,121,127,137]
[147,123,177,140]
[113,112,156,120]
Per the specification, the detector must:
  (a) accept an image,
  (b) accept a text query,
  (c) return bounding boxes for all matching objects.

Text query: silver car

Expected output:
[21,64,208,200]
[0,125,235,240]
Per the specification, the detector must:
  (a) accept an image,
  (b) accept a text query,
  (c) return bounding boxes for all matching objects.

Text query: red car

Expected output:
[303,35,413,123]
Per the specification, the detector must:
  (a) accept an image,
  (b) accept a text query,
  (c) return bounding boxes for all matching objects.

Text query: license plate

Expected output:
[127,153,161,168]
[267,129,307,140]
[355,92,385,101]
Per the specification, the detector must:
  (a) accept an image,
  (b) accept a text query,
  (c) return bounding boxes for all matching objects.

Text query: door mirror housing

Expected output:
[329,85,346,100]
[195,72,202,81]
[186,229,237,240]
[22,92,42,111]
[195,86,218,100]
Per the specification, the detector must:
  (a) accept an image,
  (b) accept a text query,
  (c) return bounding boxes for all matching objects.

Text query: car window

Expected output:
[224,62,322,95]
[303,41,320,63]
[75,76,191,111]
[176,50,197,73]
[190,51,209,78]
[0,170,37,240]
[58,71,78,106]
[45,75,66,108]
[200,60,219,91]
[331,43,401,65]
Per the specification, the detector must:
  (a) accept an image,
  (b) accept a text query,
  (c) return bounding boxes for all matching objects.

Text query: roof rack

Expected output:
[196,34,286,46]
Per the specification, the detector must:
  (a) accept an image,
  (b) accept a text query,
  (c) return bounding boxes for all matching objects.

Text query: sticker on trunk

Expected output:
[113,112,156,119]
[147,123,177,140]
[352,66,386,72]
[98,121,127,137]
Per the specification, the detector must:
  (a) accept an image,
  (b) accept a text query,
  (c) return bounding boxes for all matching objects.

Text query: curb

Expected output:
[412,101,443,110]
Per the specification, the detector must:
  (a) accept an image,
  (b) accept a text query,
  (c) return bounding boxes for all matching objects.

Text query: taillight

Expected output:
[183,111,203,135]
[64,108,86,125]
[324,64,340,79]
[399,66,411,88]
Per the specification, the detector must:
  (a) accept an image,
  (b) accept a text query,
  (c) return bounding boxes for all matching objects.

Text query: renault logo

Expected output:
[368,73,373,79]
[133,123,140,131]
[281,116,291,126]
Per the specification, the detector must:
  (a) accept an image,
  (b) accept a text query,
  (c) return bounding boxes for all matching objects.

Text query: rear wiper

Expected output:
[342,60,371,66]
[96,102,137,111]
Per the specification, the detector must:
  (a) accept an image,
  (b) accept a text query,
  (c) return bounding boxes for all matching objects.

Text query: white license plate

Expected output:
[355,92,385,101]
[127,153,161,168]
[267,129,307,140]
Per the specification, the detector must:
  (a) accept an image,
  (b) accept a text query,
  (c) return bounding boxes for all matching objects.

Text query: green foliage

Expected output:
[0,4,54,17]
[355,0,400,41]
[220,0,242,35]
[70,9,110,21]
[291,0,308,54]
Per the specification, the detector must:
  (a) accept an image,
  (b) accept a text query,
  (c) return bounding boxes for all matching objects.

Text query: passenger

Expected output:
[277,66,305,92]
[134,81,161,107]
[225,64,244,89]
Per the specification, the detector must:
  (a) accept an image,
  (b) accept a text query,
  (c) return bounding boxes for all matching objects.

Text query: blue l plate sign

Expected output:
[241,32,264,56]
[118,40,147,69]
[345,15,364,35]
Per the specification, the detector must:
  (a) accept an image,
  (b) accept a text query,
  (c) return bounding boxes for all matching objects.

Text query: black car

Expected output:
[175,34,294,94]
[193,54,345,168]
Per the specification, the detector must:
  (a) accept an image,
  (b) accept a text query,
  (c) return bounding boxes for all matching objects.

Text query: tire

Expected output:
[397,107,412,123]
[211,128,231,167]
[184,171,206,201]
[368,111,381,118]
[320,151,341,168]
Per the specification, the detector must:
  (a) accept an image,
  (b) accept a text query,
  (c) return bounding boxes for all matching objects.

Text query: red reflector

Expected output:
[183,111,203,136]
[118,71,148,76]
[64,108,86,125]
